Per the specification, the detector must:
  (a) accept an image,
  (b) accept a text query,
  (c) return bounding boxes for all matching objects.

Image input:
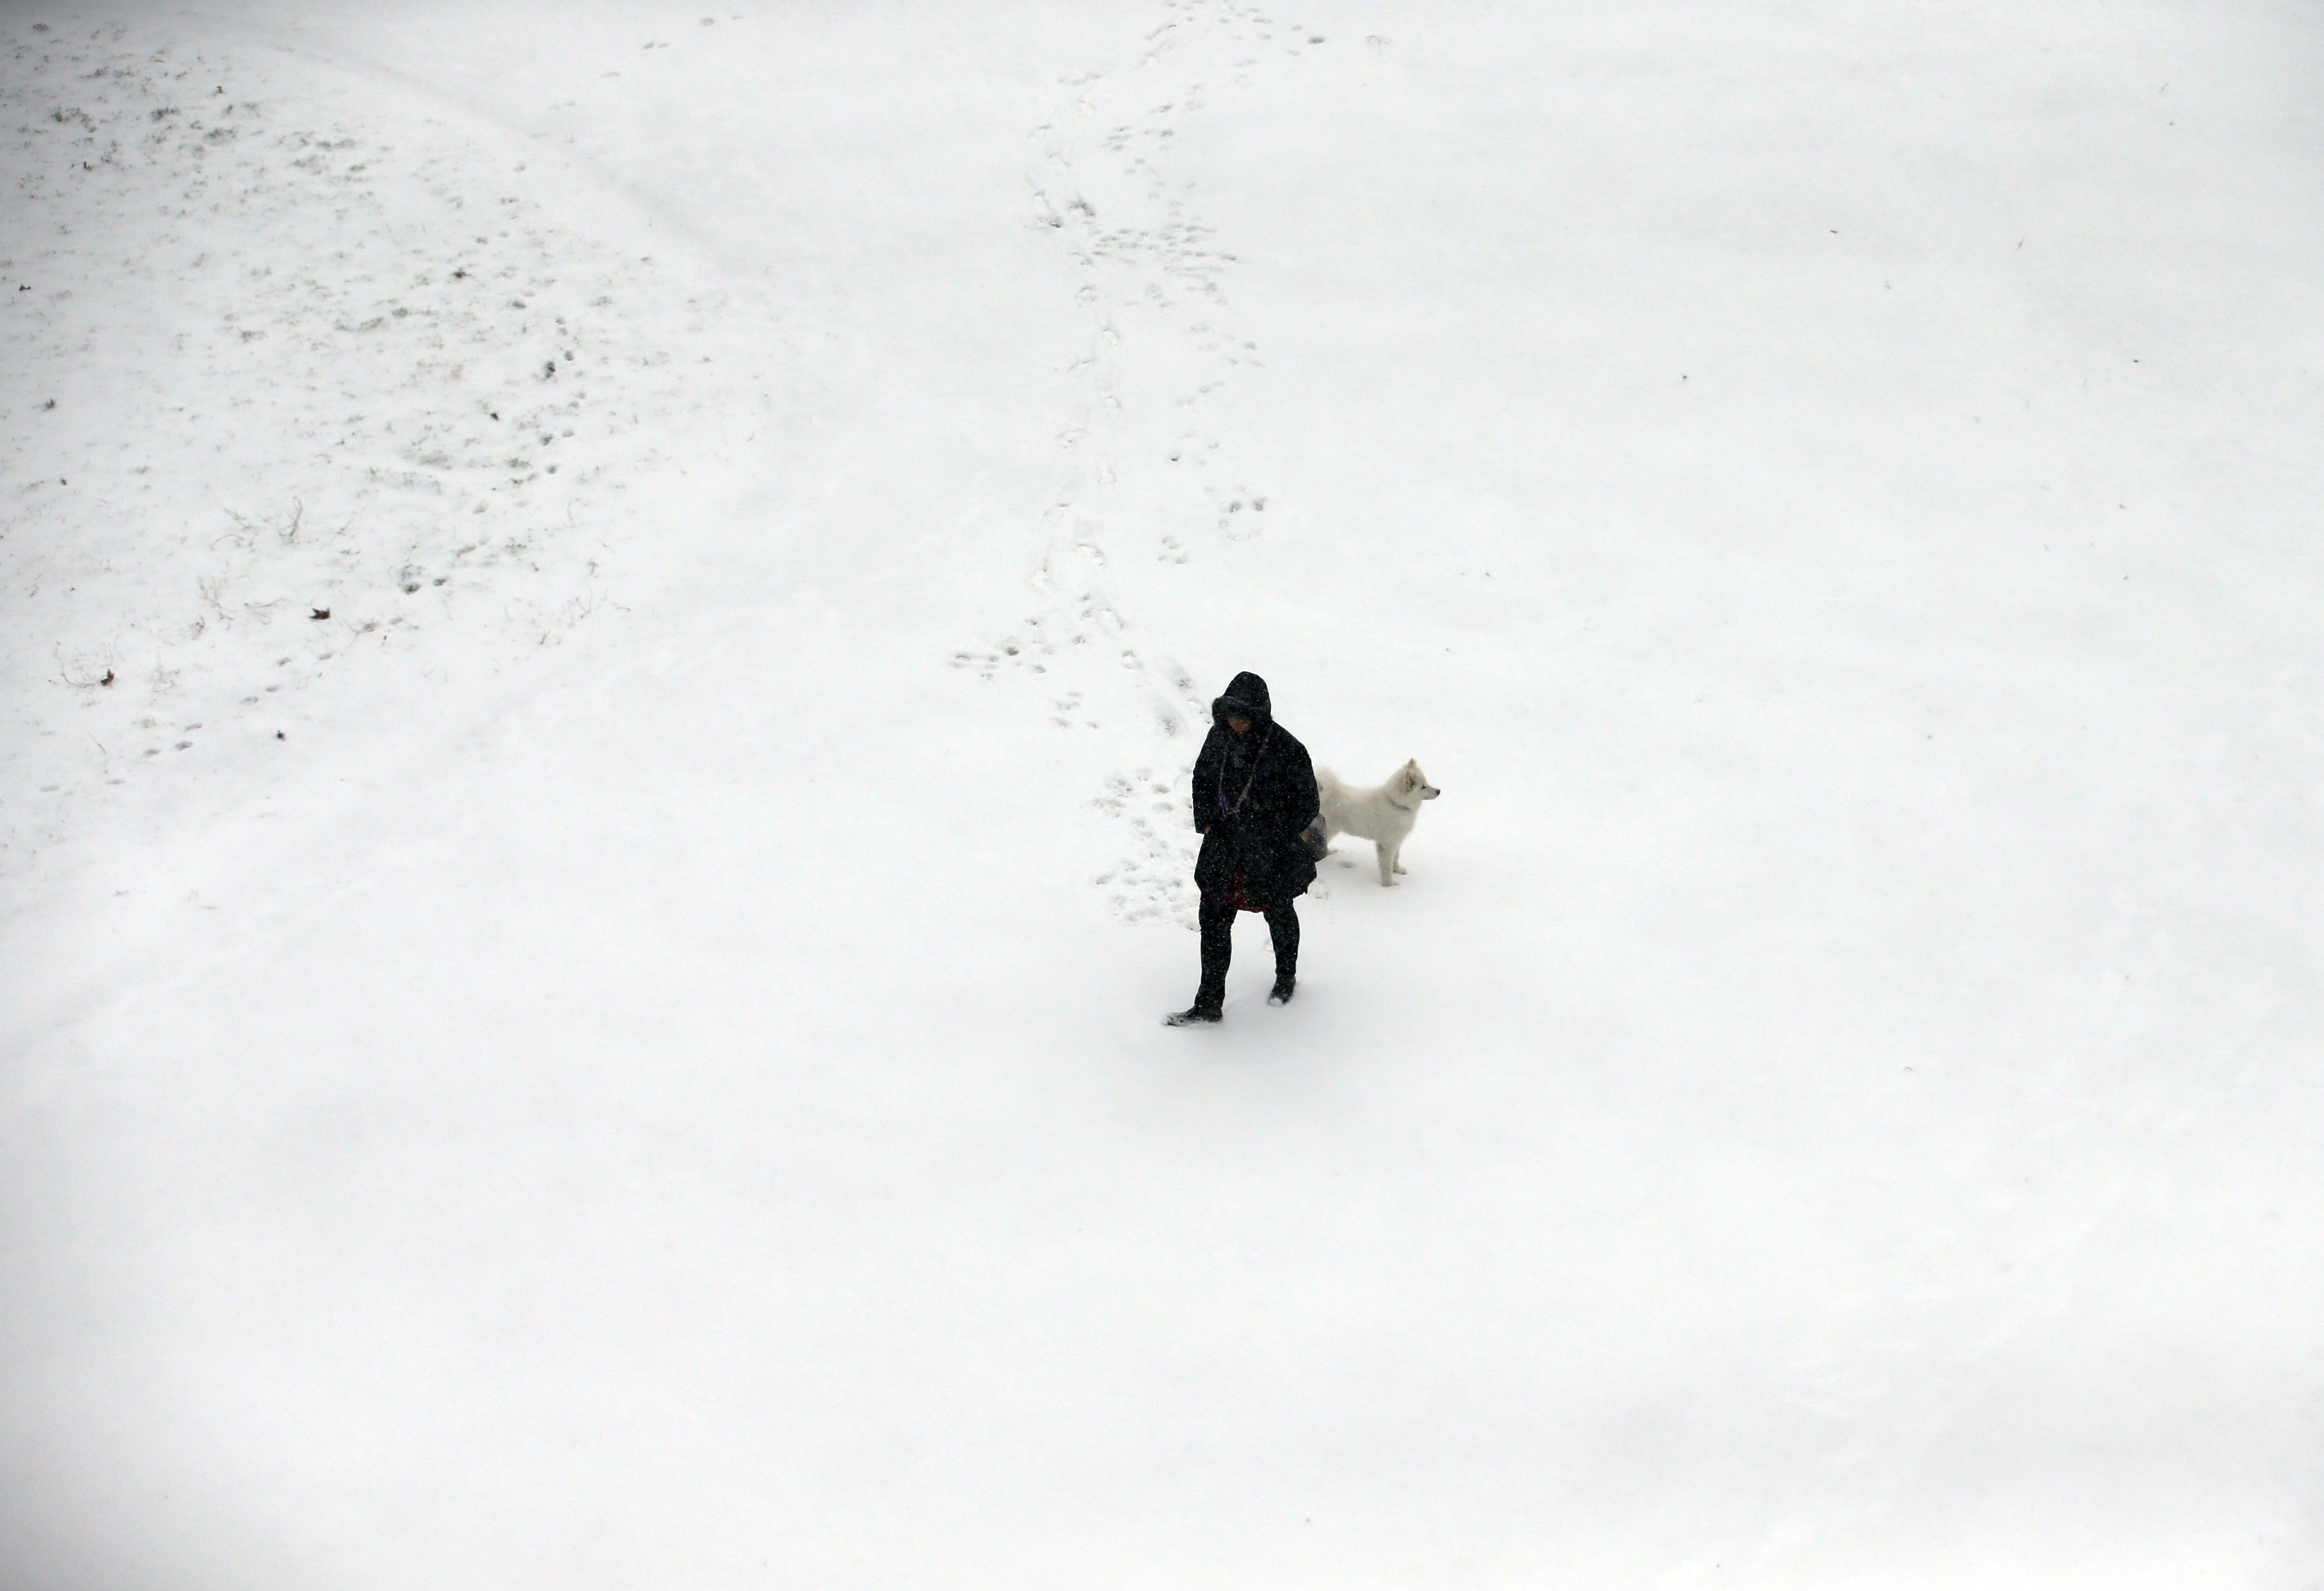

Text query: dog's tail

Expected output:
[1311,768,1341,848]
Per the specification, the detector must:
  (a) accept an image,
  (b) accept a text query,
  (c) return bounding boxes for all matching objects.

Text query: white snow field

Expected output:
[4,0,2321,1585]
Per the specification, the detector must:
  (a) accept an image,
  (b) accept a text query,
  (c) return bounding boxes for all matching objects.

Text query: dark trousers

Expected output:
[1196,894,1299,1006]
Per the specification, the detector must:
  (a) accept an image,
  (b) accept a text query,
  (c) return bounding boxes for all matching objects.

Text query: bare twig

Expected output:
[54,643,113,689]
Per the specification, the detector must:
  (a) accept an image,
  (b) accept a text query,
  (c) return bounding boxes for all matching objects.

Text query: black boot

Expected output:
[1171,894,1234,1026]
[1264,900,1299,1007]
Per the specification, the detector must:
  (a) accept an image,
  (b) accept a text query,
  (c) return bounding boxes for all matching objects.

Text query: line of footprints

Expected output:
[957,0,1338,923]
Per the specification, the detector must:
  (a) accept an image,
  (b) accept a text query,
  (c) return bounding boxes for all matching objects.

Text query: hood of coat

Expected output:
[1211,671,1273,729]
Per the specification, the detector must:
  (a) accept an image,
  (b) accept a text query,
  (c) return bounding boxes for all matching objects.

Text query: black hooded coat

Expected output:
[1191,672,1319,907]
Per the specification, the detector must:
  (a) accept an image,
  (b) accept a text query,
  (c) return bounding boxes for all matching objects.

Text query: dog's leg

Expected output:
[1376,841,1396,886]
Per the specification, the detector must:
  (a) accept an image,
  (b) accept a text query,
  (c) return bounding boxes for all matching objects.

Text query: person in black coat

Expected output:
[1166,671,1319,1025]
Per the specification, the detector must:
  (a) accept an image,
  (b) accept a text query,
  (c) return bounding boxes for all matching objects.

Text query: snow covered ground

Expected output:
[3,0,2321,1585]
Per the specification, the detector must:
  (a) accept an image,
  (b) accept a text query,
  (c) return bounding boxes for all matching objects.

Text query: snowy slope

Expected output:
[4,1,2322,1587]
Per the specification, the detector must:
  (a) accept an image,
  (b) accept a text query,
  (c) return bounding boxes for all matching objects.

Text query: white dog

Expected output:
[1313,761,1441,886]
